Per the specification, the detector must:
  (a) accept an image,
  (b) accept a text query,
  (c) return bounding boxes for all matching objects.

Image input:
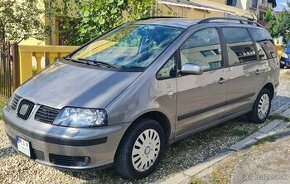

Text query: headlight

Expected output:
[53,107,107,128]
[282,52,289,58]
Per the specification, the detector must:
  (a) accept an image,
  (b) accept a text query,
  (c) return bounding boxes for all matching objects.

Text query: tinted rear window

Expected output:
[222,27,257,65]
[250,28,272,41]
[222,28,252,43]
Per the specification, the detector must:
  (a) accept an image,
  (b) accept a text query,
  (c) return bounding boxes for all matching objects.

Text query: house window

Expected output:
[227,0,237,6]
[251,0,258,8]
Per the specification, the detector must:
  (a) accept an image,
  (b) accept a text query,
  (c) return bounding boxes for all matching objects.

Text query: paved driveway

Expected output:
[271,69,290,112]
[203,127,290,184]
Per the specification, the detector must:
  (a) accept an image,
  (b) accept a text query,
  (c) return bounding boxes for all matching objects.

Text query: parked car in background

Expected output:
[3,17,279,180]
[280,41,290,68]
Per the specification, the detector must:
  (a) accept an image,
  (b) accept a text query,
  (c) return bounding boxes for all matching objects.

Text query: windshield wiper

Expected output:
[77,58,119,69]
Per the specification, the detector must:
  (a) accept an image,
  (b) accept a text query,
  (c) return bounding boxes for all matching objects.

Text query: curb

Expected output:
[161,103,290,184]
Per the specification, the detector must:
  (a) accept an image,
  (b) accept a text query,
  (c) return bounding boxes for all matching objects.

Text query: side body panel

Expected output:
[175,69,227,136]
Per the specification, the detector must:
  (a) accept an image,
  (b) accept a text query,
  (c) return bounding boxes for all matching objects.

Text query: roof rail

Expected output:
[198,17,262,27]
[136,16,185,21]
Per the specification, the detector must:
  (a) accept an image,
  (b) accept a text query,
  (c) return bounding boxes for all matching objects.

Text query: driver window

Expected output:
[180,28,222,71]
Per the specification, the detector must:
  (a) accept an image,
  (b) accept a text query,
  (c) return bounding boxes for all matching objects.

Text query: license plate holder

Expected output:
[16,136,31,157]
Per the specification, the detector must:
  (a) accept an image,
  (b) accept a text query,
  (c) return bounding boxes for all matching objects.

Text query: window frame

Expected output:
[227,0,237,6]
[177,27,225,74]
[248,27,276,61]
[220,26,260,67]
[156,52,178,80]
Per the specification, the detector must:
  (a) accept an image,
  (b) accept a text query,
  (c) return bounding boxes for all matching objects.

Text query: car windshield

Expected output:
[70,24,183,70]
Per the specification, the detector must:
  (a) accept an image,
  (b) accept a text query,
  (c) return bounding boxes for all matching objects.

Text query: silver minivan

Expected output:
[3,17,279,179]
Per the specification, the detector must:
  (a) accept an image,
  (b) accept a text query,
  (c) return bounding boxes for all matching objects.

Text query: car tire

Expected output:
[280,64,285,69]
[249,88,272,124]
[114,118,165,180]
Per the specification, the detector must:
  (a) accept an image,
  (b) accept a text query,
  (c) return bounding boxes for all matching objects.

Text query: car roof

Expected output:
[134,18,199,28]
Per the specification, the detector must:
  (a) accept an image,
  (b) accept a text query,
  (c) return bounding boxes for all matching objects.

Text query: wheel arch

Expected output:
[114,111,172,160]
[262,83,274,100]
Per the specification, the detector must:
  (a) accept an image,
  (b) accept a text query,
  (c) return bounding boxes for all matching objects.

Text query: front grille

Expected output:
[49,154,90,167]
[11,95,21,110]
[35,106,60,124]
[31,149,45,160]
[7,135,45,160]
[17,99,35,120]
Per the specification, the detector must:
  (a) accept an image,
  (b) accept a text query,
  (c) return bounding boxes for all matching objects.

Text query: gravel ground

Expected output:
[0,70,289,184]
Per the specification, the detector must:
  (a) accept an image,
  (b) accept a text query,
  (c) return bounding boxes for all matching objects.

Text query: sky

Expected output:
[275,0,289,11]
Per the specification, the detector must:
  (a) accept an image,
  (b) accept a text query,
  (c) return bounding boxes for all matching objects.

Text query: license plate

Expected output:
[16,136,31,157]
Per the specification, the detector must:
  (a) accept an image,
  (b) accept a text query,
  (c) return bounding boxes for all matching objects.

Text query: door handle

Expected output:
[218,77,226,84]
[168,91,174,96]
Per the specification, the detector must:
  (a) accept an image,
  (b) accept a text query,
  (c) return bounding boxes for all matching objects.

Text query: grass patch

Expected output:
[208,156,240,184]
[190,177,207,184]
[0,95,8,120]
[211,169,229,184]
[232,127,249,137]
[254,135,276,146]
[268,114,290,122]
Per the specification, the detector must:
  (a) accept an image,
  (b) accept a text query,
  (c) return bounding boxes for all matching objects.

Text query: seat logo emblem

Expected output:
[19,104,29,116]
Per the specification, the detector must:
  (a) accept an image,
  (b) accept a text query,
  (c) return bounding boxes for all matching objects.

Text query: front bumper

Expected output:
[3,106,129,170]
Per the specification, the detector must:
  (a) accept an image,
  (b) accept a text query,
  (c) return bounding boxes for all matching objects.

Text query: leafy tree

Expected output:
[0,0,44,44]
[47,0,155,45]
[126,0,155,21]
[77,0,127,44]
[266,3,290,42]
[264,8,273,22]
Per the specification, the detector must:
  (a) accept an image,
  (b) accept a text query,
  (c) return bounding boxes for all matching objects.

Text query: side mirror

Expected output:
[180,63,203,75]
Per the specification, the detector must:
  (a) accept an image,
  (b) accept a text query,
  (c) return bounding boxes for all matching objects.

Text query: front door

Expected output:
[175,28,227,137]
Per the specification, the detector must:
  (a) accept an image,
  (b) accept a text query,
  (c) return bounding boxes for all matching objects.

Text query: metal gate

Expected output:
[0,42,13,98]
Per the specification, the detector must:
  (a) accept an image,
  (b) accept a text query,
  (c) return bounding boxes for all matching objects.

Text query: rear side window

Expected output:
[222,28,257,65]
[250,28,277,60]
[223,28,252,43]
[250,28,272,41]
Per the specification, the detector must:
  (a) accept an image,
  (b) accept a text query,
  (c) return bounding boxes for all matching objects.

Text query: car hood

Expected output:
[284,47,290,54]
[15,60,142,109]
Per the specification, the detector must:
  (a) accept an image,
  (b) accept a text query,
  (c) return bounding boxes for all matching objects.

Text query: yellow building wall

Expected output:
[158,4,225,19]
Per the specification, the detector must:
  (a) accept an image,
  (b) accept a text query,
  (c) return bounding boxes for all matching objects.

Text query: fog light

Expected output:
[76,156,91,167]
[49,154,91,167]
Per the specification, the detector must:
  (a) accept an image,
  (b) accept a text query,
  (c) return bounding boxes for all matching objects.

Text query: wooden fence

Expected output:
[0,43,18,98]
[18,45,78,84]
